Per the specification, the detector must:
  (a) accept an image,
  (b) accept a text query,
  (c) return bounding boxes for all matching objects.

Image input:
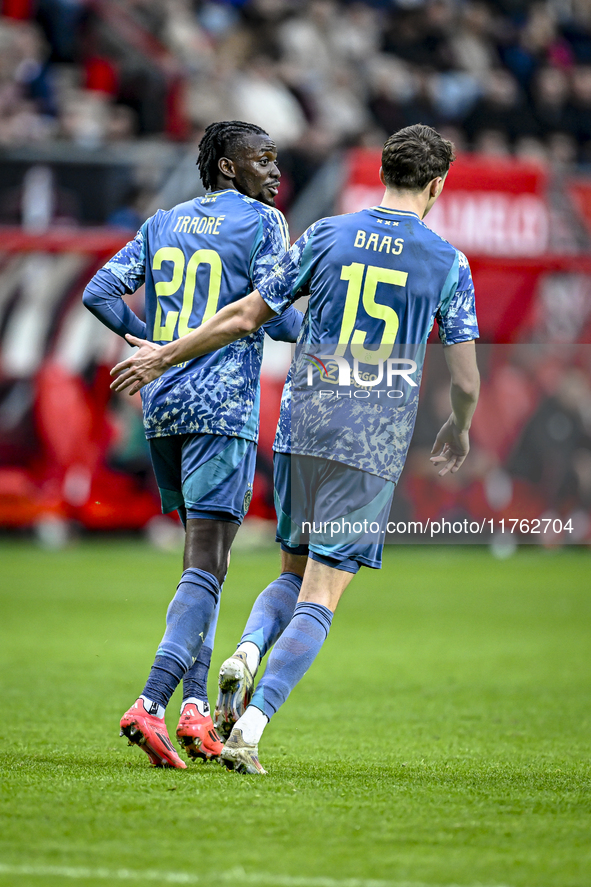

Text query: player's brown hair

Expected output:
[381,124,455,192]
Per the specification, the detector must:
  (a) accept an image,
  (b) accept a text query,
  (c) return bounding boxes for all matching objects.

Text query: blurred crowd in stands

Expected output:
[2,1,591,190]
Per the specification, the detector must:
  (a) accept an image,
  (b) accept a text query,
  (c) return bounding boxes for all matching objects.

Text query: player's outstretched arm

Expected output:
[430,340,480,476]
[110,290,276,395]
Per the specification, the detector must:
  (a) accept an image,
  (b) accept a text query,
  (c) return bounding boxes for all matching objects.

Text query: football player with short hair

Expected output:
[83,120,304,768]
[110,123,480,774]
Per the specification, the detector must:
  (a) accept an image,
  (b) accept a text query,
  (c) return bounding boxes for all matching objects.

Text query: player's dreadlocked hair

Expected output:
[197,120,268,191]
[381,124,455,192]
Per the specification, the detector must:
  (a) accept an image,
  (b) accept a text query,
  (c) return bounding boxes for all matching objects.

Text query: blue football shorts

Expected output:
[148,433,257,525]
[273,452,395,573]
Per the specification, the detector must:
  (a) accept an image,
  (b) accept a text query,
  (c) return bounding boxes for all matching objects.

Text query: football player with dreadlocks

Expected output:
[83,121,304,769]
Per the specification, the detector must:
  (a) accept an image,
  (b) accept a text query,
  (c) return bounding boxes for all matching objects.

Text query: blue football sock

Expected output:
[250,601,333,720]
[142,568,220,710]
[181,595,220,707]
[141,655,184,714]
[240,571,302,658]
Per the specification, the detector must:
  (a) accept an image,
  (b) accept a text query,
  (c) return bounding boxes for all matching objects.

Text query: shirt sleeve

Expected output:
[249,207,291,290]
[82,268,147,340]
[262,305,303,342]
[101,221,149,293]
[436,250,479,346]
[258,221,321,315]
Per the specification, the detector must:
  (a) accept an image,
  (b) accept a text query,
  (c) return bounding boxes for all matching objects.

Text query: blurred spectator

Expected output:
[502,3,572,89]
[515,134,548,163]
[531,66,571,138]
[12,17,56,115]
[382,3,454,71]
[232,55,307,147]
[59,89,109,147]
[0,18,56,145]
[125,0,167,40]
[473,127,512,157]
[368,55,415,136]
[547,130,578,166]
[106,103,139,142]
[313,65,371,143]
[279,0,349,81]
[185,63,236,129]
[35,0,86,64]
[431,70,480,122]
[450,1,500,79]
[560,1,591,64]
[84,55,118,97]
[106,183,152,230]
[163,0,214,74]
[402,69,442,129]
[462,68,538,146]
[566,64,591,158]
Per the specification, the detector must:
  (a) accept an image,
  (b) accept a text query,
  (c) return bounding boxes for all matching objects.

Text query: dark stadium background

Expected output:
[0,0,590,546]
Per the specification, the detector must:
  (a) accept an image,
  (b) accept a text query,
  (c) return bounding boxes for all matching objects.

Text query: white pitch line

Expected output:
[0,863,515,887]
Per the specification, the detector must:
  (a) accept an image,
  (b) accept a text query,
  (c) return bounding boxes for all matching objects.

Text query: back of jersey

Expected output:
[261,205,478,482]
[107,189,288,441]
[303,206,463,354]
[144,192,277,348]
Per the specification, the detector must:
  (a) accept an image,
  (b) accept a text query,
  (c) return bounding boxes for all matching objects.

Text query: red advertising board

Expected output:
[341,150,551,257]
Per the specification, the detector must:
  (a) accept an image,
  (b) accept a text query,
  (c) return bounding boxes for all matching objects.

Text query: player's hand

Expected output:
[110,334,168,395]
[430,414,470,476]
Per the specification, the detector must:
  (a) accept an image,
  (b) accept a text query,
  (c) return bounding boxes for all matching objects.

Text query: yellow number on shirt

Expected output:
[178,250,222,337]
[152,247,184,341]
[336,262,407,363]
[152,248,223,342]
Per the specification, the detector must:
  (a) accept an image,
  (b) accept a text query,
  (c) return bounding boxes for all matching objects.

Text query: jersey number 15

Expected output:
[336,262,408,363]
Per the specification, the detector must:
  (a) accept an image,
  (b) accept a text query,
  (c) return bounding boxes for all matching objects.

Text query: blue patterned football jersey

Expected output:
[258,206,479,483]
[102,190,291,441]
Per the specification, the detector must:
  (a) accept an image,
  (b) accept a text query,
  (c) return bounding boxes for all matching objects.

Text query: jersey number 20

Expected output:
[151,247,222,341]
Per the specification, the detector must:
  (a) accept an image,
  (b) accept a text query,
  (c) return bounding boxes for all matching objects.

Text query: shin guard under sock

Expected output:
[250,601,333,720]
[240,572,302,659]
[181,594,220,708]
[141,568,220,710]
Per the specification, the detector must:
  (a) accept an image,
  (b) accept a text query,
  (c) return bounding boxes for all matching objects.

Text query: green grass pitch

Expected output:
[1,540,590,887]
